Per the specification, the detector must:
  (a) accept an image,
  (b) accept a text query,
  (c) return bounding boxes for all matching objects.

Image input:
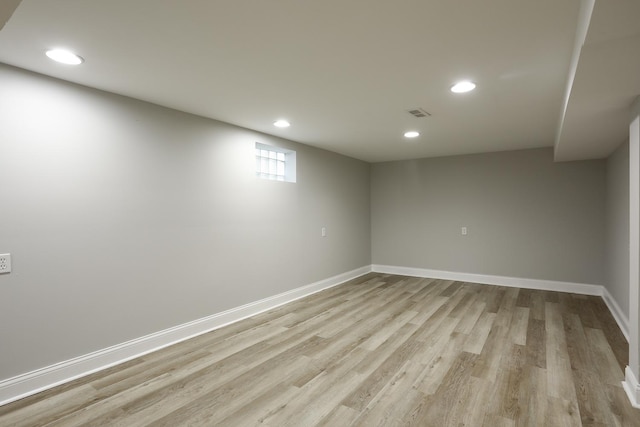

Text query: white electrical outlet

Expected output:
[0,254,11,274]
[321,227,327,237]
[461,227,468,236]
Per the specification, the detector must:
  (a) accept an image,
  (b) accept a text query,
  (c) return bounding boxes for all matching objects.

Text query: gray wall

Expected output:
[0,64,371,380]
[371,148,605,284]
[605,141,630,319]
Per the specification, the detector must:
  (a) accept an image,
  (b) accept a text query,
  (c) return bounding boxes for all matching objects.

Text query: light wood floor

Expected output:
[1,273,638,426]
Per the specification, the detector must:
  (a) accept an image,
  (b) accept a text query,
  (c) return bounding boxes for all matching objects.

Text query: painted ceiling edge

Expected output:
[0,0,22,31]
[554,0,596,162]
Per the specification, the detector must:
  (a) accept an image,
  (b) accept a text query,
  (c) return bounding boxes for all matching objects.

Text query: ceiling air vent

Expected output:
[407,108,431,118]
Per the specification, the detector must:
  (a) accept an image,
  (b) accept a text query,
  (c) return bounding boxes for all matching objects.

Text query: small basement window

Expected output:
[255,142,296,182]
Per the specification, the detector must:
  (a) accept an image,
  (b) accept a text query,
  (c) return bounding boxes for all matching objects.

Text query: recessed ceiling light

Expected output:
[273,120,290,128]
[450,81,476,93]
[404,131,420,138]
[46,49,84,65]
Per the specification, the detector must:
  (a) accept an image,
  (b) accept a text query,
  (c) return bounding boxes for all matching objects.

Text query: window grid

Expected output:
[256,148,286,181]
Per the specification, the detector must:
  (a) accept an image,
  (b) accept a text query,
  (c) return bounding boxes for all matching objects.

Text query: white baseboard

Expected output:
[372,264,602,295]
[372,264,632,343]
[623,367,640,409]
[0,265,372,407]
[601,287,630,341]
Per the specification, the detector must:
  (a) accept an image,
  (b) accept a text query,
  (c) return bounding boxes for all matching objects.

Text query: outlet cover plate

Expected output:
[0,254,11,274]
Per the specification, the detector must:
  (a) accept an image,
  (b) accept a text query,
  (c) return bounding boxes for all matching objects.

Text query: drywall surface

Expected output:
[0,64,371,380]
[605,141,630,319]
[371,148,605,284]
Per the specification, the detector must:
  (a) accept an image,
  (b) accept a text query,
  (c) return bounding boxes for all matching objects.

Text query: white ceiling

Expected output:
[0,0,637,163]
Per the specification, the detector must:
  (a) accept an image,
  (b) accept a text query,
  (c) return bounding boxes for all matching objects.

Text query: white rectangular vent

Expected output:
[408,108,431,118]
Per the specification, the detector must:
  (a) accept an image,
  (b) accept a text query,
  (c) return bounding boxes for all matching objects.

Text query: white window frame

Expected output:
[255,142,296,183]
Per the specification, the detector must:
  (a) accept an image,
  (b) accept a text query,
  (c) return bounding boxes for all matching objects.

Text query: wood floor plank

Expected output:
[416,351,480,425]
[454,299,486,334]
[529,291,546,321]
[588,296,629,372]
[605,383,640,427]
[44,350,237,426]
[414,328,469,395]
[447,288,476,318]
[571,368,618,426]
[0,273,638,426]
[515,288,533,308]
[577,297,603,329]
[314,404,361,427]
[0,385,96,427]
[349,359,424,426]
[483,414,516,427]
[485,287,506,313]
[358,308,418,351]
[526,317,546,369]
[463,311,496,354]
[0,358,145,419]
[148,355,315,427]
[341,322,439,410]
[544,290,561,303]
[545,302,578,401]
[409,278,450,303]
[214,383,301,427]
[485,343,526,421]
[585,327,628,387]
[458,375,493,427]
[471,323,510,383]
[93,349,213,399]
[494,287,519,328]
[563,312,593,372]
[518,365,548,427]
[437,280,460,297]
[545,396,582,427]
[261,348,370,426]
[407,295,447,326]
[507,306,529,346]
